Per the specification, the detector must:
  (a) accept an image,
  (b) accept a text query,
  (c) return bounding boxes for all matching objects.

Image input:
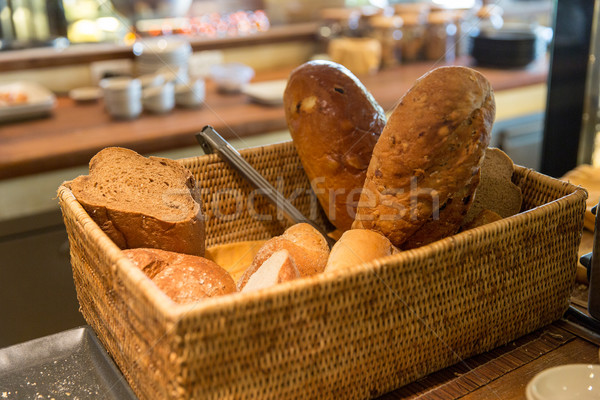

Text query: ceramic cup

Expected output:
[142,81,175,114]
[99,77,142,119]
[175,78,205,108]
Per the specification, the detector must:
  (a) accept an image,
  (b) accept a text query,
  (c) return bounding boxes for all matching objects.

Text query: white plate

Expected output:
[0,81,55,122]
[526,364,600,400]
[241,79,287,106]
[69,86,102,102]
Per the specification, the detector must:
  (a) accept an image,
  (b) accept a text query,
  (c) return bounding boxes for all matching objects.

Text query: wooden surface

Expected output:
[0,57,548,180]
[379,321,599,399]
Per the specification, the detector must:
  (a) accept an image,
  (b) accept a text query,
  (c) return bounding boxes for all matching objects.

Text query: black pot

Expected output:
[469,28,538,68]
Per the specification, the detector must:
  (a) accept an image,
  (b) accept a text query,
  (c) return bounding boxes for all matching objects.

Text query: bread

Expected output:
[325,229,398,273]
[463,147,522,225]
[67,147,205,256]
[237,223,330,289]
[123,248,236,304]
[352,66,495,248]
[461,209,502,231]
[240,249,300,292]
[284,60,386,232]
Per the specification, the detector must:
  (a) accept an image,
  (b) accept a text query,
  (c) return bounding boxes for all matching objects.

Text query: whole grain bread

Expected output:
[284,60,386,232]
[123,248,236,304]
[352,66,495,248]
[462,147,522,225]
[67,147,205,256]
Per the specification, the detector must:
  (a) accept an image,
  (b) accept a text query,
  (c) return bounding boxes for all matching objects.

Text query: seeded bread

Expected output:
[67,147,205,256]
[284,60,386,232]
[352,66,495,248]
[123,248,236,304]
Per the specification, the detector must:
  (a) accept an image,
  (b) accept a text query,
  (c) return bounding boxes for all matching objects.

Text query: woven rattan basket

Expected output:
[58,141,586,400]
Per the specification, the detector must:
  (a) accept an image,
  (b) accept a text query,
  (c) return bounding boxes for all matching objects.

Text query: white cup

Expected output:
[100,77,142,119]
[143,81,175,114]
[175,78,205,108]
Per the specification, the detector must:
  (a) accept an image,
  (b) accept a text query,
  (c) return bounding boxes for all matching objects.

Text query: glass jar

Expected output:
[398,12,426,62]
[424,11,457,63]
[317,7,362,52]
[369,14,403,67]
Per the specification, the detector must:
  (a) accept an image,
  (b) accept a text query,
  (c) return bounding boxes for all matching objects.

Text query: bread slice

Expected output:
[67,147,205,256]
[463,147,522,226]
[237,223,330,289]
[123,248,236,304]
[241,249,300,292]
[325,229,398,273]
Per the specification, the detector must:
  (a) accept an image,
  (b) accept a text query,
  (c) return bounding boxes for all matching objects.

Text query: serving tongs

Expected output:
[195,125,336,248]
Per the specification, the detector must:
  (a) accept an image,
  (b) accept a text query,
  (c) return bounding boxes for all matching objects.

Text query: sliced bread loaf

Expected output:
[67,147,205,256]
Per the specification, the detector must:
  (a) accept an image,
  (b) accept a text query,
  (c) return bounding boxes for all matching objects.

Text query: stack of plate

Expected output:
[134,37,191,80]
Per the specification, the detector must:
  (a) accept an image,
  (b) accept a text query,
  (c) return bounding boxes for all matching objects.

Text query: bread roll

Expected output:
[237,223,329,289]
[463,147,522,225]
[123,248,236,304]
[68,147,205,256]
[325,229,398,273]
[284,60,386,232]
[353,66,495,248]
[240,249,300,292]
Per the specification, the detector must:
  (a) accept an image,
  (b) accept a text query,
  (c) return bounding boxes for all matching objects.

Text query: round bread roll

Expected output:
[353,66,496,248]
[325,229,398,273]
[284,60,386,232]
[237,223,330,289]
[123,248,236,304]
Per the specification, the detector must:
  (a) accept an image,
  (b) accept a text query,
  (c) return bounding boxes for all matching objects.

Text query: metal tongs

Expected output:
[195,126,335,248]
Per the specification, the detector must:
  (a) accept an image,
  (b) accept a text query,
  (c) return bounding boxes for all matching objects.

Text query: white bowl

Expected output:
[209,63,254,94]
[138,73,165,89]
[69,86,102,103]
[526,364,600,400]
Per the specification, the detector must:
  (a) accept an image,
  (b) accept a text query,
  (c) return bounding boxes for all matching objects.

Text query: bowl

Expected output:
[209,63,255,94]
[526,364,600,400]
[69,86,102,103]
[469,26,539,68]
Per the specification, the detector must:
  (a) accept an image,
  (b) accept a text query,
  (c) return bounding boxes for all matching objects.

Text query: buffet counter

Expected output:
[0,57,548,181]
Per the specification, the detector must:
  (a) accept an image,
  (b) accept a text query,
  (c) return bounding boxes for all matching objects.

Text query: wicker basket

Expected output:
[58,141,586,400]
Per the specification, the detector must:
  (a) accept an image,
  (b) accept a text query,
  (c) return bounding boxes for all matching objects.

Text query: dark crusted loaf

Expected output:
[284,60,386,232]
[352,66,495,248]
[67,147,205,256]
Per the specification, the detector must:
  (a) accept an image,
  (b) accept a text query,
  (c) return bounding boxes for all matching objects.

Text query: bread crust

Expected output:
[284,60,386,231]
[237,223,329,289]
[325,229,398,273]
[123,248,236,303]
[353,66,495,247]
[68,147,205,256]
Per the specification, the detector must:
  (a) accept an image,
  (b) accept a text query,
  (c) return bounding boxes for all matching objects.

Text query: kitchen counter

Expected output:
[0,57,548,181]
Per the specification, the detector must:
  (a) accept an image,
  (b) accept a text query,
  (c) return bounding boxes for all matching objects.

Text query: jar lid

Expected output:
[369,15,403,29]
[427,11,453,25]
[320,7,361,21]
[393,2,430,16]
[397,12,423,26]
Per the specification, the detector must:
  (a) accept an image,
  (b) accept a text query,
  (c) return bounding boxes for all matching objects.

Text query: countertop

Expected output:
[0,57,548,180]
